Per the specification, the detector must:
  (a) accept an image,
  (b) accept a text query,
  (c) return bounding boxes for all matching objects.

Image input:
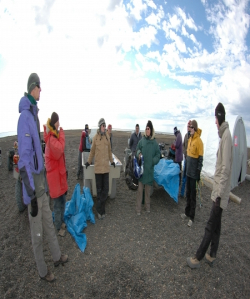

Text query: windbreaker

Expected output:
[17,95,46,205]
[43,119,68,199]
[174,130,183,163]
[129,131,142,154]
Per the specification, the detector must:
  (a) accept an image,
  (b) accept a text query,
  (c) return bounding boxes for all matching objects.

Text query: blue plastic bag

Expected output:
[154,159,180,203]
[64,183,95,252]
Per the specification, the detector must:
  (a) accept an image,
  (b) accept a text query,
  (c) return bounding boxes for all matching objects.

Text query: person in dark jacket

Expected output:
[136,120,160,215]
[173,126,183,185]
[77,124,90,180]
[187,103,233,268]
[17,73,68,282]
[181,120,203,227]
[107,124,113,150]
[129,124,142,156]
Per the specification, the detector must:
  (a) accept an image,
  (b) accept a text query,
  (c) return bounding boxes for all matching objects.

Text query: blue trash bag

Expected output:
[64,183,95,252]
[154,159,180,203]
[82,186,95,224]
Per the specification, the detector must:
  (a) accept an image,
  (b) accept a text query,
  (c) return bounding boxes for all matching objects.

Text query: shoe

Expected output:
[205,253,216,267]
[97,213,102,220]
[58,228,66,237]
[187,257,200,269]
[61,223,66,230]
[54,254,68,267]
[40,270,55,282]
[181,213,188,219]
[187,219,193,227]
[137,213,141,216]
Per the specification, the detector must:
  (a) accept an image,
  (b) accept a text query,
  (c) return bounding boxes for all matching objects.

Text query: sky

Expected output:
[0,0,250,145]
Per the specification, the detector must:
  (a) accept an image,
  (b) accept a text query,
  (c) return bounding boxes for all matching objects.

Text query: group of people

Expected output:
[17,73,233,282]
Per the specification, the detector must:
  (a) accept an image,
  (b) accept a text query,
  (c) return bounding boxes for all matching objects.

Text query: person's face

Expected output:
[101,123,106,133]
[54,120,60,131]
[146,126,151,137]
[215,117,220,130]
[190,125,195,135]
[108,127,112,133]
[31,84,41,101]
[135,126,139,134]
[187,124,191,132]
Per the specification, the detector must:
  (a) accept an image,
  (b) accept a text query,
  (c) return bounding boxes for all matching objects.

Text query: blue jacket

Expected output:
[17,95,46,204]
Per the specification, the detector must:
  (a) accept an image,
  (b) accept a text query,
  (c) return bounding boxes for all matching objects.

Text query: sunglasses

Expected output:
[146,127,150,130]
[102,124,106,127]
[36,83,40,89]
[190,126,194,129]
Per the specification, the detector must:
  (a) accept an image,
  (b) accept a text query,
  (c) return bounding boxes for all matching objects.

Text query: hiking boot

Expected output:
[61,223,66,230]
[97,213,102,220]
[187,257,200,269]
[205,253,216,267]
[54,254,68,267]
[58,228,65,237]
[181,213,188,219]
[40,270,55,282]
[187,219,193,227]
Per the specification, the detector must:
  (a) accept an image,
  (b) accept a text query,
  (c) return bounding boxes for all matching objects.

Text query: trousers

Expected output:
[185,176,197,221]
[95,173,109,216]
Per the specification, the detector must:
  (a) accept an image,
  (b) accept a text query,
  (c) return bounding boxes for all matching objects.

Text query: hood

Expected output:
[44,118,59,142]
[19,96,33,113]
[197,128,202,137]
[218,121,229,138]
[143,127,156,140]
[191,128,202,140]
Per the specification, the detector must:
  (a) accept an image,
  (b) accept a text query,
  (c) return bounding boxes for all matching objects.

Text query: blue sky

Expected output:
[0,0,250,145]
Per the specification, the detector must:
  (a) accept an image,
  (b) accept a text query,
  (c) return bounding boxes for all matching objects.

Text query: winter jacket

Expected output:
[87,130,113,174]
[129,131,142,154]
[211,122,233,210]
[136,129,160,186]
[186,128,203,180]
[43,119,68,199]
[174,130,183,163]
[107,132,113,150]
[183,132,190,158]
[78,131,90,152]
[17,95,46,205]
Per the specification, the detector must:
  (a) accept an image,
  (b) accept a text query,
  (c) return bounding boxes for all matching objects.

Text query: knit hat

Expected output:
[174,126,178,136]
[215,102,226,126]
[191,120,198,131]
[50,112,59,129]
[107,124,112,129]
[85,124,89,130]
[98,118,106,128]
[27,73,40,94]
[146,120,153,136]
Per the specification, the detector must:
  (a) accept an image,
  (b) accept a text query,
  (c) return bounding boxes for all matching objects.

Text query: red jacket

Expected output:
[78,131,86,152]
[43,120,68,199]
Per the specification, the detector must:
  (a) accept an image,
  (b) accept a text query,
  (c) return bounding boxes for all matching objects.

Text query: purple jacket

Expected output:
[17,95,46,204]
[174,130,183,163]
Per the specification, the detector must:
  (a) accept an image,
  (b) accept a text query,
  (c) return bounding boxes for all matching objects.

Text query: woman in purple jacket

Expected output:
[173,126,183,186]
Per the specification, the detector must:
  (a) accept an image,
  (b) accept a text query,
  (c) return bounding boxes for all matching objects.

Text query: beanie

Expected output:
[191,120,198,132]
[98,118,106,128]
[27,73,40,94]
[174,126,178,136]
[107,124,112,129]
[146,120,153,136]
[215,102,226,126]
[50,112,59,129]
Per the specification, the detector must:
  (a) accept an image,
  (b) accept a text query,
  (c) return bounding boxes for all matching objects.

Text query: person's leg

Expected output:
[77,150,82,178]
[136,181,143,214]
[189,178,197,221]
[60,194,66,226]
[53,197,61,231]
[185,176,191,217]
[210,199,223,258]
[178,162,182,186]
[95,174,102,215]
[180,160,186,196]
[100,173,109,216]
[145,184,151,212]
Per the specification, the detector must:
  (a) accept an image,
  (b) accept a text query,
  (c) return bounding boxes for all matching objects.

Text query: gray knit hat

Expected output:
[98,118,106,128]
[27,73,40,94]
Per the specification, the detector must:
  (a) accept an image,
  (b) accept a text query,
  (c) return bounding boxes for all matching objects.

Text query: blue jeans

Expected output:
[180,159,187,196]
[53,194,66,230]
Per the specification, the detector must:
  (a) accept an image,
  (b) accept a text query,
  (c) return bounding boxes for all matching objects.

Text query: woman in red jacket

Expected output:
[44,112,68,237]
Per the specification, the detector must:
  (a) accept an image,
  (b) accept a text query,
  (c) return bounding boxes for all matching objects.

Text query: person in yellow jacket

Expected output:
[181,119,203,227]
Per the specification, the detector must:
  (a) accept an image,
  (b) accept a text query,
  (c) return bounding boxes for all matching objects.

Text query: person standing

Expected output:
[17,73,68,282]
[136,120,160,215]
[173,126,183,185]
[107,124,113,150]
[181,120,203,227]
[129,124,142,156]
[180,120,191,197]
[187,103,233,268]
[77,124,89,180]
[43,112,68,237]
[85,118,115,219]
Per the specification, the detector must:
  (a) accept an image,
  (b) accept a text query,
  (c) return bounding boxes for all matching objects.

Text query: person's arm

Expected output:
[87,136,96,164]
[153,141,161,165]
[129,133,133,149]
[48,128,65,160]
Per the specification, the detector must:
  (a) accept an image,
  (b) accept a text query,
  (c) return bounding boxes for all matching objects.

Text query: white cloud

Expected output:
[145,6,164,29]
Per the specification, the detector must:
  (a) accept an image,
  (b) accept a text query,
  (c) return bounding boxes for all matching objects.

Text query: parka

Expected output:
[43,119,68,199]
[211,121,233,210]
[136,128,160,186]
[174,130,183,163]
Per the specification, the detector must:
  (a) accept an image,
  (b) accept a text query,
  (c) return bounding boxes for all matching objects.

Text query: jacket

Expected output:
[17,95,46,205]
[211,122,233,209]
[174,130,183,163]
[87,130,113,174]
[129,131,142,154]
[79,131,89,152]
[186,128,203,180]
[183,131,190,158]
[107,132,113,150]
[43,119,68,199]
[136,129,160,185]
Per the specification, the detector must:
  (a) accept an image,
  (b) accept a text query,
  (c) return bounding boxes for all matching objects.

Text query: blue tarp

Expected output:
[64,184,95,252]
[154,159,180,203]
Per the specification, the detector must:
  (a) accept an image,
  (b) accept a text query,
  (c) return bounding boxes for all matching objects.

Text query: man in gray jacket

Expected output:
[187,102,233,268]
[129,124,142,156]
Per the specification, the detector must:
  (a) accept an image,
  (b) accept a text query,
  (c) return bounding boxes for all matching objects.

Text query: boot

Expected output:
[187,257,200,269]
[58,228,65,237]
[54,254,68,267]
[205,253,216,267]
[40,270,55,282]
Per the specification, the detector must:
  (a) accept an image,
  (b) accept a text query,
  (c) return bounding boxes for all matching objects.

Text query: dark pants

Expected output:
[53,194,66,230]
[95,173,109,216]
[185,176,196,221]
[180,159,186,196]
[196,199,223,260]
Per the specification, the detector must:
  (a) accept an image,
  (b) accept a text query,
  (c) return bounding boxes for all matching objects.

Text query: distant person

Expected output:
[85,118,115,219]
[107,124,113,150]
[173,126,183,185]
[129,124,142,156]
[180,120,191,197]
[43,112,68,237]
[136,120,160,215]
[85,124,92,150]
[17,73,68,282]
[187,103,233,268]
[77,124,90,180]
[181,120,203,227]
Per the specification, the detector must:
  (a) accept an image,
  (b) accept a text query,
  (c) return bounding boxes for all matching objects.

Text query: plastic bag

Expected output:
[133,155,144,179]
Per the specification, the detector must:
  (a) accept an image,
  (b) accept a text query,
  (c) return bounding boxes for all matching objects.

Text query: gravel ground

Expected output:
[0,130,250,299]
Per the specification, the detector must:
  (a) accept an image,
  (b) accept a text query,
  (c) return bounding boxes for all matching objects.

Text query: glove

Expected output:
[215,197,221,207]
[111,162,115,168]
[197,170,201,182]
[85,162,90,169]
[30,197,38,217]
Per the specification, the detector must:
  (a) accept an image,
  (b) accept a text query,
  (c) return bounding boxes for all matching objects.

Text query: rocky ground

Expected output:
[0,130,250,299]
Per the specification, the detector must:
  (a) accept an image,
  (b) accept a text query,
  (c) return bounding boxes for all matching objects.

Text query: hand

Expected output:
[30,197,38,217]
[111,162,115,168]
[85,162,90,169]
[197,170,201,182]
